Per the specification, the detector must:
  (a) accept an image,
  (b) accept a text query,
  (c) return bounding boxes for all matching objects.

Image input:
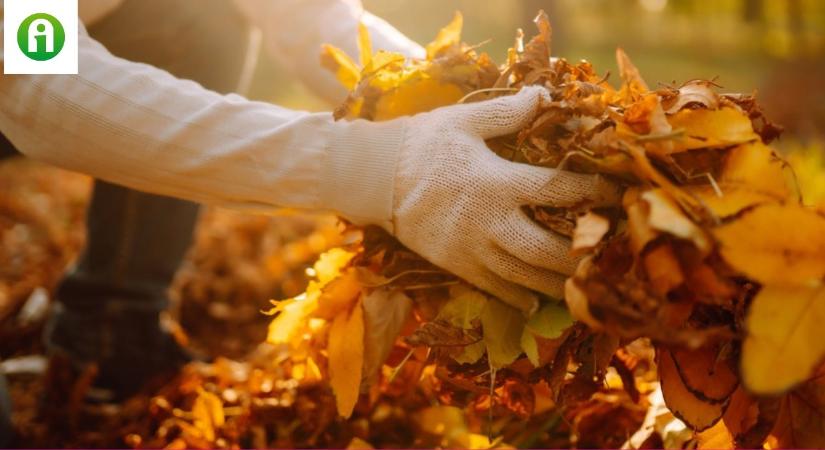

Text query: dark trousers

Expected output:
[1,0,250,309]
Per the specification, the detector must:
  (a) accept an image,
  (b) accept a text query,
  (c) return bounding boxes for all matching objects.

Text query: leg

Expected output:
[46,182,201,394]
[45,0,252,397]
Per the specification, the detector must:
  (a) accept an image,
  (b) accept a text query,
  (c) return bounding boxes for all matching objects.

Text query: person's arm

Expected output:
[232,0,425,103]
[0,6,617,311]
[0,16,403,225]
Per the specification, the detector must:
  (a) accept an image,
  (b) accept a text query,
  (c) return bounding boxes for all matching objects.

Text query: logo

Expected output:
[17,13,65,61]
[4,0,78,74]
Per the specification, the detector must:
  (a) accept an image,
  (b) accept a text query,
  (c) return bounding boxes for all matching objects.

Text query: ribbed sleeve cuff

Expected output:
[321,118,407,231]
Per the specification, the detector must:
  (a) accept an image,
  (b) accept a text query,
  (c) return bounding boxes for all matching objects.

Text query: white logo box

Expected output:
[4,0,78,74]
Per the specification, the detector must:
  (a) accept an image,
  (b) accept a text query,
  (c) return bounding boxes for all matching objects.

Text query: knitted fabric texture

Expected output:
[390,87,620,312]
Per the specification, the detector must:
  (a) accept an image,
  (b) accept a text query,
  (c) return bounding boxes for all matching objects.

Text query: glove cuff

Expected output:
[321,118,407,231]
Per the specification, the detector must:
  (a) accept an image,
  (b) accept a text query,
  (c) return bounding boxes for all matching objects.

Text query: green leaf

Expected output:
[526,302,573,339]
[453,341,485,365]
[437,286,487,329]
[481,299,526,369]
[521,329,540,367]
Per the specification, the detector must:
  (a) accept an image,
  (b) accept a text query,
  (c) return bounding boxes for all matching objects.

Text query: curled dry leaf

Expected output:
[570,211,610,256]
[659,348,727,431]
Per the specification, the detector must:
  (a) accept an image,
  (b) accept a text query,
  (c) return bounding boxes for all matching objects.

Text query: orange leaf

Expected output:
[328,297,365,418]
[659,349,727,431]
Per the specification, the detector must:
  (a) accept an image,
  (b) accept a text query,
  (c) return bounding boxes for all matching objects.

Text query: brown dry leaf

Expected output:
[696,388,759,449]
[571,211,610,256]
[616,47,648,95]
[362,289,412,386]
[642,189,710,253]
[768,366,825,448]
[564,259,603,330]
[643,243,686,297]
[713,204,825,286]
[328,297,365,417]
[671,344,739,403]
[659,349,727,431]
[661,80,720,114]
[741,283,825,395]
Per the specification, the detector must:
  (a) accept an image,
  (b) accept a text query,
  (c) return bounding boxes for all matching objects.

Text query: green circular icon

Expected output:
[17,13,65,61]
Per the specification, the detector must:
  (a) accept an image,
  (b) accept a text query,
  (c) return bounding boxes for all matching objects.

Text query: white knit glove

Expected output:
[323,87,620,313]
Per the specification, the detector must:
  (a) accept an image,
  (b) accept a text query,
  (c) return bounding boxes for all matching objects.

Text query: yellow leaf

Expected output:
[266,297,317,344]
[742,284,825,394]
[713,204,825,285]
[425,11,463,59]
[314,248,355,285]
[191,389,224,443]
[313,269,362,320]
[320,44,360,91]
[688,142,792,218]
[374,77,465,121]
[668,107,759,152]
[328,297,365,417]
[481,299,526,369]
[357,22,372,68]
[347,437,374,449]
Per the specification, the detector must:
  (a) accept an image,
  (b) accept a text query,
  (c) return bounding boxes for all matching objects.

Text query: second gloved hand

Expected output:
[324,87,620,313]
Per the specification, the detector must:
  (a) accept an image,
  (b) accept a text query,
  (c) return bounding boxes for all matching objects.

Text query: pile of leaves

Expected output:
[22,11,816,449]
[263,11,825,448]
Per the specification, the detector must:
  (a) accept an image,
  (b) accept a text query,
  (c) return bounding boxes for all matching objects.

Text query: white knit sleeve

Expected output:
[0,12,406,227]
[232,0,425,104]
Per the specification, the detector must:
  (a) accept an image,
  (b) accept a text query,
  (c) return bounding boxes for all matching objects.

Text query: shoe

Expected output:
[43,298,195,401]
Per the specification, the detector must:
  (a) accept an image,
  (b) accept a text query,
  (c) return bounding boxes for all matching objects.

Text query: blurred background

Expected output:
[256,0,825,142]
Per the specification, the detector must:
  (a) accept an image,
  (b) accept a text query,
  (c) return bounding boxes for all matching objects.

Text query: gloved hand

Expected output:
[324,87,620,312]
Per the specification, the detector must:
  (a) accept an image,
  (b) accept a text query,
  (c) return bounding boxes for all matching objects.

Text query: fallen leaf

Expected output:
[436,285,487,329]
[659,349,727,431]
[191,389,225,443]
[768,366,825,448]
[362,289,412,386]
[328,297,365,417]
[481,299,526,369]
[642,189,710,252]
[713,204,825,286]
[425,11,462,59]
[671,344,739,403]
[668,107,759,152]
[742,283,825,394]
[571,211,610,256]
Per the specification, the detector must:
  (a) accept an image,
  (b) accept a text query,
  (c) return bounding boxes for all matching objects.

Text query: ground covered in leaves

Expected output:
[3,10,825,450]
